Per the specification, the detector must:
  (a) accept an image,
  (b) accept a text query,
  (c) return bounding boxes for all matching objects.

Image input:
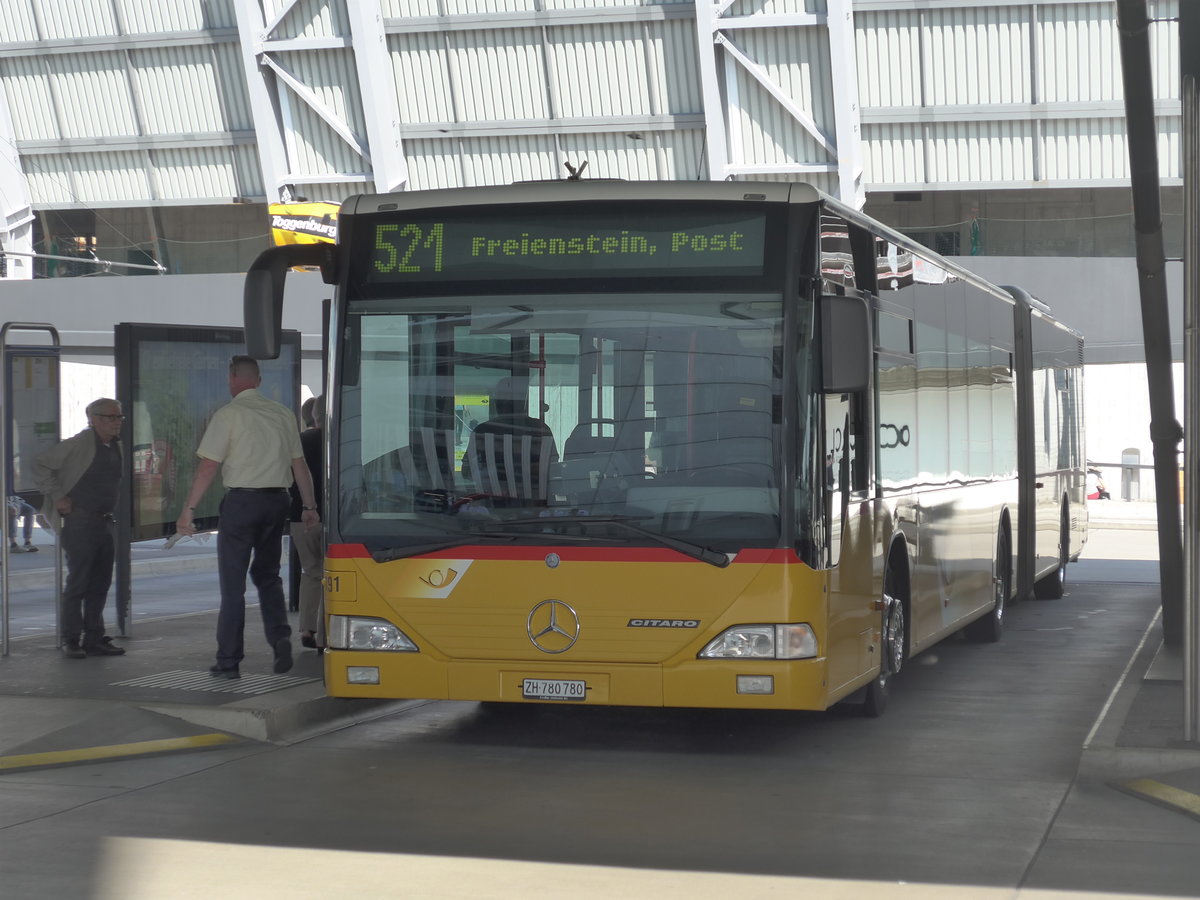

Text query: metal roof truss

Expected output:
[695,0,865,207]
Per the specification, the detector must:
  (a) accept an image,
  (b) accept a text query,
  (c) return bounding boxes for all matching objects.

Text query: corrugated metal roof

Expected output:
[0,2,39,43]
[132,45,229,134]
[0,0,1188,209]
[118,0,235,32]
[30,0,118,40]
[46,51,140,138]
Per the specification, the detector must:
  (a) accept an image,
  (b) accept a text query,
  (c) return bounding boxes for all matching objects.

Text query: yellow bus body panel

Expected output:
[322,550,867,711]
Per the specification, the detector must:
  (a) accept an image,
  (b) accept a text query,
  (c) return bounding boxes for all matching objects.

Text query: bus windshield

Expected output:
[336,291,786,554]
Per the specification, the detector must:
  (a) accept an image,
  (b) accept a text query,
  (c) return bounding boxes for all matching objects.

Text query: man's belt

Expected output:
[69,509,115,521]
[227,487,289,493]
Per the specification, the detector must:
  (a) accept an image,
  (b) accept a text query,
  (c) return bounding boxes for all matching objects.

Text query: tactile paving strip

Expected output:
[110,669,319,695]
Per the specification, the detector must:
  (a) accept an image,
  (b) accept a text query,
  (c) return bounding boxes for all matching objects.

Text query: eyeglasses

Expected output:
[94,414,126,420]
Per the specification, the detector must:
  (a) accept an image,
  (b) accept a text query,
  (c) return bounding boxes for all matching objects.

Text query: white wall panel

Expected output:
[557,128,700,180]
[545,0,691,7]
[449,28,548,121]
[1042,118,1125,181]
[0,57,58,141]
[132,46,228,134]
[862,122,925,185]
[856,10,920,108]
[30,0,118,40]
[550,23,654,117]
[213,40,253,130]
[26,149,151,204]
[1148,0,1179,101]
[50,51,138,137]
[927,121,1033,183]
[655,18,702,114]
[233,143,263,197]
[404,139,467,191]
[116,0,233,32]
[390,32,455,124]
[153,146,241,200]
[23,153,75,203]
[1038,3,1119,103]
[459,134,558,185]
[0,2,39,42]
[925,6,1030,106]
[380,0,439,15]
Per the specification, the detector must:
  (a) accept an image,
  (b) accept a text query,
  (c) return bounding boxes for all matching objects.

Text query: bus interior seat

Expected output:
[466,432,553,502]
[557,418,646,504]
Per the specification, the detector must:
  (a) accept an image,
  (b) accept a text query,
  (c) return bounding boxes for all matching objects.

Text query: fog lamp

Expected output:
[737,674,775,695]
[346,666,380,685]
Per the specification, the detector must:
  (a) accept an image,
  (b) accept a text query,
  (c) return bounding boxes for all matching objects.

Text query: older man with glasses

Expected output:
[32,398,127,659]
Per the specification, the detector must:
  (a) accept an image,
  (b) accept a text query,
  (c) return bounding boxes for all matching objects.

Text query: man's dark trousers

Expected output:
[61,513,115,647]
[215,490,292,669]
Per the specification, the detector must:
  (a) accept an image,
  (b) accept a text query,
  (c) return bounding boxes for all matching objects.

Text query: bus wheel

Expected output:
[861,583,905,718]
[966,531,1009,643]
[1033,505,1069,600]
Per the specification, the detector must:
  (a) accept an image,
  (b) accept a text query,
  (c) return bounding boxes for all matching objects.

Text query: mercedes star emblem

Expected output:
[526,599,580,654]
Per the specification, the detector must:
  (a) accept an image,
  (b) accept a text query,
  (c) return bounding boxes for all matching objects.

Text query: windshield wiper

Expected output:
[487,515,731,568]
[369,527,611,563]
[369,534,518,563]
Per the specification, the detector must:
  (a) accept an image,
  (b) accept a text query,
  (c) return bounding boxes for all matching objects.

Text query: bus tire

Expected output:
[966,530,1009,643]
[1033,504,1069,600]
[861,569,905,718]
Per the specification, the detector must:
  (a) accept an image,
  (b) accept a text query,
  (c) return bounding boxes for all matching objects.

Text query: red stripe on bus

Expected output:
[326,543,800,564]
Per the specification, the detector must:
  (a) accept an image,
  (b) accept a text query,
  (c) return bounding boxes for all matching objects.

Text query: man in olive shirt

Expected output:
[176,356,319,679]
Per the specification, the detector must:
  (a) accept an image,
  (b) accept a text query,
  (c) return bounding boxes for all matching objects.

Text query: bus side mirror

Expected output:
[243,244,336,360]
[820,294,871,394]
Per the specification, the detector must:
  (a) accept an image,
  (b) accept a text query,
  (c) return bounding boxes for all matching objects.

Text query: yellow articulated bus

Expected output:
[245,181,1086,716]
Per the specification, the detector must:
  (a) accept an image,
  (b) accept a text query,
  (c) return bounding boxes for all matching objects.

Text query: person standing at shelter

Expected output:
[290,394,325,651]
[175,356,320,680]
[8,494,40,552]
[32,398,126,659]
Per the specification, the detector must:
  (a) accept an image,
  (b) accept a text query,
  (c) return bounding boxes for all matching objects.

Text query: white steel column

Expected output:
[232,0,291,202]
[346,1,408,193]
[694,0,731,180]
[826,0,865,209]
[0,88,33,280]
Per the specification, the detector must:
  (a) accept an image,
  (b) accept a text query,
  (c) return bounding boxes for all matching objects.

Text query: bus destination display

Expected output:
[364,210,768,281]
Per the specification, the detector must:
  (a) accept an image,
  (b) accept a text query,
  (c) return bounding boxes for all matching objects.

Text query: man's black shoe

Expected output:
[209,664,240,680]
[61,640,86,659]
[273,637,293,674]
[84,637,125,656]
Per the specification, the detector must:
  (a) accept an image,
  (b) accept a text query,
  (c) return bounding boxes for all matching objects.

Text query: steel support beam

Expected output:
[346,1,408,193]
[826,0,865,208]
[1115,0,1185,650]
[0,71,33,279]
[693,0,863,204]
[1180,0,1200,742]
[232,0,290,202]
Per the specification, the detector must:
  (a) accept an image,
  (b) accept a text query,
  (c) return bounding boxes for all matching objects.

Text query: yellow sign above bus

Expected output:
[269,202,339,246]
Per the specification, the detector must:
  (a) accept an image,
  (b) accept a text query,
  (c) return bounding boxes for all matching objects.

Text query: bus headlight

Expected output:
[328,615,418,652]
[698,624,817,660]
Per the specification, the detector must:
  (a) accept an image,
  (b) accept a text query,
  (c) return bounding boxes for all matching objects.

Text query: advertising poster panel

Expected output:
[115,324,301,541]
[7,350,60,497]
